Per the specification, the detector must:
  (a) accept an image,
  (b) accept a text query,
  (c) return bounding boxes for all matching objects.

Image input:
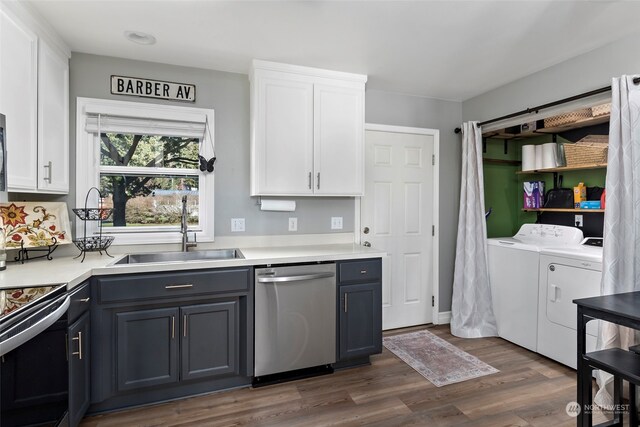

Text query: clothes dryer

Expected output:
[537,238,603,368]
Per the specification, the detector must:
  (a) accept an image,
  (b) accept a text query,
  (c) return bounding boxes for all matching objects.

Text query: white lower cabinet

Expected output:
[250,60,366,197]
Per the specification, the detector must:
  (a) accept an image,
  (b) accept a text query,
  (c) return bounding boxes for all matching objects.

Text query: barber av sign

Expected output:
[111,75,196,102]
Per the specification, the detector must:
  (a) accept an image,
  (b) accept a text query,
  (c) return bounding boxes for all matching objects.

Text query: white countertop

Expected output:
[0,244,386,290]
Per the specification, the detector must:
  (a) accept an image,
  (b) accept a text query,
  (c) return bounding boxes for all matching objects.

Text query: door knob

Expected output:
[363,241,371,247]
[363,227,370,234]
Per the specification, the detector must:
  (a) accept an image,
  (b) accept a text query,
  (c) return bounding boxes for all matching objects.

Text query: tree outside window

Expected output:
[98,132,200,228]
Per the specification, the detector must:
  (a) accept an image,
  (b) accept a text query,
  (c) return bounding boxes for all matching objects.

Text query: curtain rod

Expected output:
[454,76,640,134]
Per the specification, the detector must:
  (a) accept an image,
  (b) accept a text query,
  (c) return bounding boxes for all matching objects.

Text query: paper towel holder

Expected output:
[255,197,297,212]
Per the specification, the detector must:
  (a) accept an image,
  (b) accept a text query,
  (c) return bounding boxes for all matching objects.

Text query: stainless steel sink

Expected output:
[111,249,244,265]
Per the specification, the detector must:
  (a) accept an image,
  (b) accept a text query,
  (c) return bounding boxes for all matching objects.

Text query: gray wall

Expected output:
[463,32,640,122]
[366,89,463,312]
[69,53,354,237]
[67,54,465,312]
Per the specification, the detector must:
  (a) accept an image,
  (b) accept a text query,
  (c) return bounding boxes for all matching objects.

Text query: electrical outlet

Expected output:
[331,216,343,230]
[231,218,245,232]
[288,217,298,232]
[575,214,583,228]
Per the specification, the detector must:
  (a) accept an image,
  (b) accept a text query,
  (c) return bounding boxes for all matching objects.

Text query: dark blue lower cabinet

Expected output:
[68,311,91,427]
[338,282,382,361]
[116,307,180,392]
[114,302,241,393]
[89,268,253,414]
[180,301,238,381]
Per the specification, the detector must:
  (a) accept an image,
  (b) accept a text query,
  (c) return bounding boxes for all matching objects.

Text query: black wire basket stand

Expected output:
[72,187,114,262]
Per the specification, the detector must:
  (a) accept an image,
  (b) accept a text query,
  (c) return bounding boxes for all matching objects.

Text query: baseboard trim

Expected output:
[436,311,451,325]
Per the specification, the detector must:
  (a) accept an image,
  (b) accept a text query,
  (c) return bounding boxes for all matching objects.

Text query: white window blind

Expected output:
[85,114,205,138]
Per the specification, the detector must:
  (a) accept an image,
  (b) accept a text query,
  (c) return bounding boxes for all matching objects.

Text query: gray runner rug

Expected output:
[383,329,499,387]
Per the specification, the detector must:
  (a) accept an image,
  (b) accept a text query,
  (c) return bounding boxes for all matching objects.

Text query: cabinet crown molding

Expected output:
[251,59,367,84]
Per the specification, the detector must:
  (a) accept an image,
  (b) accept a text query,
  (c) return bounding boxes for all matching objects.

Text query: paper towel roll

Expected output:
[535,145,543,170]
[260,199,296,212]
[522,145,536,171]
[541,143,558,169]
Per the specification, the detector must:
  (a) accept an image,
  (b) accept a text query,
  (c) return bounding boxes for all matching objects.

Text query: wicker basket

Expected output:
[544,108,592,128]
[591,102,611,118]
[564,137,608,166]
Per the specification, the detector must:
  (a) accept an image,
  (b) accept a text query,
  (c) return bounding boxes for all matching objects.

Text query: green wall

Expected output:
[483,135,606,238]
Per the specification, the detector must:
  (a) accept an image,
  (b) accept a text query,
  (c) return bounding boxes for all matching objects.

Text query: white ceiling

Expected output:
[26,0,640,101]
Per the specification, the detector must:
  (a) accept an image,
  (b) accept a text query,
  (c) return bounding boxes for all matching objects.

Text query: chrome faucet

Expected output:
[180,195,197,252]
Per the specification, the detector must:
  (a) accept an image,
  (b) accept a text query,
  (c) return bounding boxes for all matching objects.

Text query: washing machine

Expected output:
[488,224,584,352]
[537,238,603,368]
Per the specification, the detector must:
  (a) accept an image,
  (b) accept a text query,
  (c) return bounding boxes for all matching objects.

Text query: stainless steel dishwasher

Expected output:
[254,263,336,378]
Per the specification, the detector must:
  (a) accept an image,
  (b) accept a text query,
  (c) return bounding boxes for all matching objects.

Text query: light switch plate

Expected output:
[231,218,245,232]
[288,217,298,232]
[331,217,343,230]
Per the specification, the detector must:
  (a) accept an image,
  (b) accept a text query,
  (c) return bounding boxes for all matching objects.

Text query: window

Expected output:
[76,98,215,245]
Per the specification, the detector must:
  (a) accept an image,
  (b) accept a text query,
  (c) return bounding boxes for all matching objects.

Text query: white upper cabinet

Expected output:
[0,4,70,194]
[313,84,364,195]
[0,8,38,191]
[250,61,367,196]
[253,74,314,195]
[38,40,69,193]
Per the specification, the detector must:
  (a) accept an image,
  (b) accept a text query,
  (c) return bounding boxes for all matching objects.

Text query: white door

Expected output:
[362,128,435,330]
[313,83,364,196]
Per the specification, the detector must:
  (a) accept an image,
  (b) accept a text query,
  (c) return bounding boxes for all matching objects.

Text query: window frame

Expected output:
[76,97,215,245]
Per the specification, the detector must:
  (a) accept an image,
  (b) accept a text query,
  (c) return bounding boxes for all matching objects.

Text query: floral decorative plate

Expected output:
[0,202,72,248]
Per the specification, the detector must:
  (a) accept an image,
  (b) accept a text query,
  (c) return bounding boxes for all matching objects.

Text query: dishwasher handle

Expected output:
[257,272,335,283]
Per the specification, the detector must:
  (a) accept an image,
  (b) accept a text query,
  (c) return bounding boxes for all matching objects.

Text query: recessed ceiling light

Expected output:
[124,31,156,45]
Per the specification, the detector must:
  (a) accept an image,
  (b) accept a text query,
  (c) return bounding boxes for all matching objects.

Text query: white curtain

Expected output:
[594,75,640,407]
[450,121,498,338]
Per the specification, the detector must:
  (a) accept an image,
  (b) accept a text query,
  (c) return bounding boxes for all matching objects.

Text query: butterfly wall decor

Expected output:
[198,155,216,173]
[198,116,216,174]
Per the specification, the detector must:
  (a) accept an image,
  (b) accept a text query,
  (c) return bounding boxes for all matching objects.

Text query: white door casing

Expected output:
[360,124,439,330]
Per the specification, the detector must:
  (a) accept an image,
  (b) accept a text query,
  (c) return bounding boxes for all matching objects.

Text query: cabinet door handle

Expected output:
[183,315,188,337]
[344,293,348,312]
[317,172,320,190]
[79,297,90,303]
[171,316,175,339]
[165,284,193,289]
[360,270,367,274]
[308,172,312,189]
[72,331,83,360]
[43,161,52,183]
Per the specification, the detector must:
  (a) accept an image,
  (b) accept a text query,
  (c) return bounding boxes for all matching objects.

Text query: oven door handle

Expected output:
[0,295,70,356]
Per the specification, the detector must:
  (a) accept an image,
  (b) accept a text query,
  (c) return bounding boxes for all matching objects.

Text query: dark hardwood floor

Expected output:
[81,325,609,426]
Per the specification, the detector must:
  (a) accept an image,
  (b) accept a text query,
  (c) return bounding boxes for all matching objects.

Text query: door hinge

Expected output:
[432,296,435,307]
[432,154,435,165]
[432,225,435,236]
